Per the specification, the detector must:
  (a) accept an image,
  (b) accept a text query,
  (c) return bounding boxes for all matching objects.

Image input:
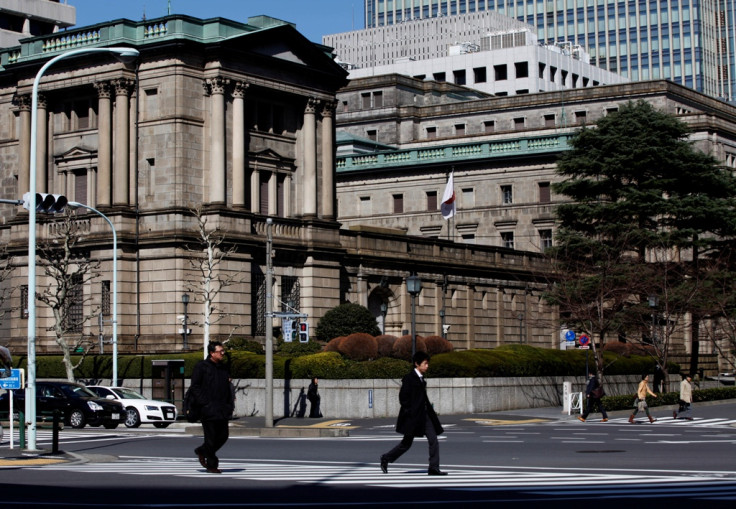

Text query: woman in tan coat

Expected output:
[629,373,658,423]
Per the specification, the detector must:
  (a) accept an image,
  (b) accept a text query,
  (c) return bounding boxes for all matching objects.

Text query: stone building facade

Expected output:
[335,74,736,252]
[0,15,561,355]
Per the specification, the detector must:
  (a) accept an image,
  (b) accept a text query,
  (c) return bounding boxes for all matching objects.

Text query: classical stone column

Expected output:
[268,171,278,216]
[320,101,336,220]
[250,167,260,213]
[205,77,229,205]
[35,94,48,192]
[113,79,133,206]
[94,82,112,207]
[302,98,319,218]
[283,173,292,217]
[16,95,31,195]
[232,82,248,208]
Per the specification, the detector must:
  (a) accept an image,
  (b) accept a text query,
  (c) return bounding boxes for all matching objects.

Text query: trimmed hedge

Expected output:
[11,344,671,380]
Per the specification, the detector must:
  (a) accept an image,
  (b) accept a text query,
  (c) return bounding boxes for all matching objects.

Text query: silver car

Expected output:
[87,386,177,428]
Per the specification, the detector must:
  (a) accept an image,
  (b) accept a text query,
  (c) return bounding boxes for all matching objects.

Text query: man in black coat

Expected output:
[380,351,447,476]
[191,341,234,474]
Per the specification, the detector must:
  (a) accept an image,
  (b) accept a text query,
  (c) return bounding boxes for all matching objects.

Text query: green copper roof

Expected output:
[336,133,574,173]
[1,14,294,69]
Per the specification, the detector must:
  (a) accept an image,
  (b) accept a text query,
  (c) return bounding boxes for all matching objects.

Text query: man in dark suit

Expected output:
[380,351,447,476]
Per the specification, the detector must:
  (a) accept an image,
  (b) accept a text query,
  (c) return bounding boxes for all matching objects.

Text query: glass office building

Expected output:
[364,0,735,102]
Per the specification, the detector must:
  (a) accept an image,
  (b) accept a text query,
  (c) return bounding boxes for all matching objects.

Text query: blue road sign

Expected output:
[0,368,23,390]
[565,330,576,342]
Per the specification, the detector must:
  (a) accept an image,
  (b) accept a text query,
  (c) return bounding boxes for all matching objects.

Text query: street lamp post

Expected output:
[406,274,422,358]
[67,202,118,386]
[25,46,139,451]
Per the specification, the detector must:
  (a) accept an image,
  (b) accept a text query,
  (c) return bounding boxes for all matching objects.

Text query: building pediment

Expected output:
[54,146,97,170]
[250,148,295,171]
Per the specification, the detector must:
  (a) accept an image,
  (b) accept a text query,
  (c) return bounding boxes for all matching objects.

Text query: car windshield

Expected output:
[60,384,98,398]
[114,387,146,400]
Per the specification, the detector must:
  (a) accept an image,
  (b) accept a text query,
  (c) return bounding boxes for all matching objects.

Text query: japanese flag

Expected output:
[441,171,456,220]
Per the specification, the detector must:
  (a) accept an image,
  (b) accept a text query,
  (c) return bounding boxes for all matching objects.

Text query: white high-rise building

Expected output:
[0,0,75,48]
[358,0,734,102]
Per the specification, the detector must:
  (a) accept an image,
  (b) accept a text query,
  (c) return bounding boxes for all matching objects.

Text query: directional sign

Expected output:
[0,368,24,390]
[565,330,576,342]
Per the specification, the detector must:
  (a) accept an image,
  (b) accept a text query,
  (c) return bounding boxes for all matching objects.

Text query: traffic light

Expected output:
[22,192,68,213]
[298,322,309,343]
[291,320,298,342]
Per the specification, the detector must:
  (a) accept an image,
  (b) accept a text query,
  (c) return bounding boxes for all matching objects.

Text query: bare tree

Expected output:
[37,212,101,381]
[0,247,15,364]
[184,207,245,357]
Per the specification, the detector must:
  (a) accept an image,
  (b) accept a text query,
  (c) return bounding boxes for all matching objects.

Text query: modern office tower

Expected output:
[359,0,734,102]
[0,0,75,48]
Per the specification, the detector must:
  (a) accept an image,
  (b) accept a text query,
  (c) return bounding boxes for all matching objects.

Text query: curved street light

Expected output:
[26,46,139,451]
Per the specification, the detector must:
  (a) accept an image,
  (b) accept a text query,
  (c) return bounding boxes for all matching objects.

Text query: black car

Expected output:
[0,380,126,429]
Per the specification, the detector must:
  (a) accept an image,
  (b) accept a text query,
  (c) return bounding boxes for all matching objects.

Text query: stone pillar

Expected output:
[232,82,248,207]
[283,174,292,217]
[205,77,229,205]
[94,82,112,207]
[16,95,31,195]
[495,287,504,347]
[320,101,336,220]
[268,171,278,216]
[466,284,475,350]
[357,267,369,307]
[36,94,48,192]
[113,79,133,206]
[302,98,319,218]
[250,167,260,213]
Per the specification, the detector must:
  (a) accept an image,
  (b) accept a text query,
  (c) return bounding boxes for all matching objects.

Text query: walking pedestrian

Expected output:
[191,341,234,473]
[577,372,608,422]
[380,351,447,476]
[673,373,693,420]
[307,377,322,418]
[629,373,658,423]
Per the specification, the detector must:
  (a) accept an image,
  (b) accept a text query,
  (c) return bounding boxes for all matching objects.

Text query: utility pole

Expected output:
[265,219,274,427]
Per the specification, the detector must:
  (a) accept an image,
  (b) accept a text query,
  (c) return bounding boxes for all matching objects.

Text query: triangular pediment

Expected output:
[249,148,294,170]
[252,40,306,65]
[56,146,96,160]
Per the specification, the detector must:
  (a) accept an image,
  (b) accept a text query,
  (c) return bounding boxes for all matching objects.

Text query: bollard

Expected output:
[52,410,60,454]
[18,410,25,449]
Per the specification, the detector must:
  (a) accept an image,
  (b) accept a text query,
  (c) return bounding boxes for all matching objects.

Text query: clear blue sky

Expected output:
[70,0,363,43]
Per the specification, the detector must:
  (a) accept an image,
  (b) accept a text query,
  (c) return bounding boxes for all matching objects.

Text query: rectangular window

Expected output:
[426,126,437,139]
[474,67,487,83]
[544,114,555,128]
[259,173,269,215]
[515,61,529,78]
[455,124,465,136]
[539,182,551,203]
[367,129,377,141]
[372,91,383,108]
[393,194,404,214]
[361,93,371,109]
[101,280,111,316]
[453,69,467,85]
[462,188,475,208]
[67,274,84,333]
[483,120,495,133]
[426,191,438,211]
[20,285,28,319]
[501,231,515,249]
[433,72,446,82]
[74,170,87,205]
[359,196,371,216]
[539,229,553,250]
[575,110,587,124]
[494,64,508,80]
[501,185,513,204]
[513,117,525,130]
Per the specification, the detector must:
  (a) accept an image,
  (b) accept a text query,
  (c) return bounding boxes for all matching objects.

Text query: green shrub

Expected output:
[226,337,264,354]
[315,303,381,342]
[276,337,324,356]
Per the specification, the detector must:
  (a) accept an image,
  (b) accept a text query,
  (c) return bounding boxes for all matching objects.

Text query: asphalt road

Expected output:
[1,401,735,508]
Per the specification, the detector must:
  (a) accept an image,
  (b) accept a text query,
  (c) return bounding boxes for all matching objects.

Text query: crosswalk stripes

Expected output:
[40,456,736,497]
[573,416,736,427]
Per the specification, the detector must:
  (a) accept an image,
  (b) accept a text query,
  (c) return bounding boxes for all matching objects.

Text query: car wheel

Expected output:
[69,410,86,429]
[103,422,119,429]
[125,407,141,428]
[153,422,171,429]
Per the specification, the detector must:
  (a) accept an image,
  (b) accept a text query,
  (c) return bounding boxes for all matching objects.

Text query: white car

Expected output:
[87,386,177,428]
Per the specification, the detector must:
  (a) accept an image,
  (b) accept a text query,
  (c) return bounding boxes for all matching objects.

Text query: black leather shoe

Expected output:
[428,468,448,476]
[194,448,207,469]
[380,456,388,474]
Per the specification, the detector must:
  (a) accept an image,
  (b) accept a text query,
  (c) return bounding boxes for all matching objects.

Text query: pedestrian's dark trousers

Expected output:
[582,397,608,419]
[383,416,439,470]
[201,419,229,468]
